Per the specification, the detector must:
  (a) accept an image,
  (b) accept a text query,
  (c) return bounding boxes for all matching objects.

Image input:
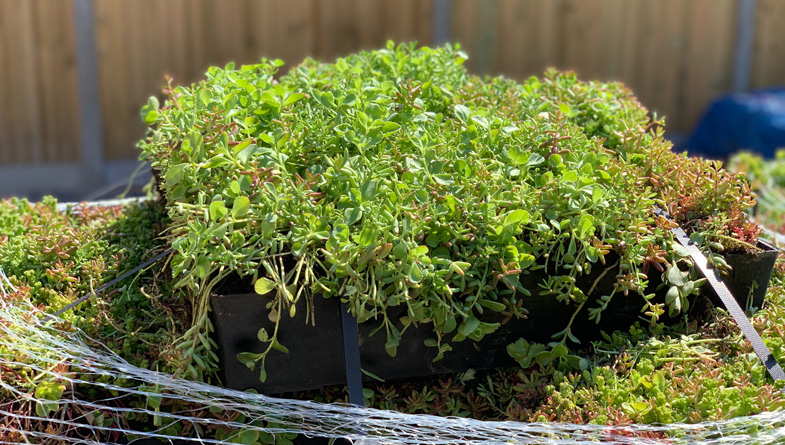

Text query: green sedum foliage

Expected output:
[138,42,758,382]
[728,149,785,234]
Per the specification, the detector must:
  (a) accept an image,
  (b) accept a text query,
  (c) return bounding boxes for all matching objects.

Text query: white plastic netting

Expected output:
[2,275,785,444]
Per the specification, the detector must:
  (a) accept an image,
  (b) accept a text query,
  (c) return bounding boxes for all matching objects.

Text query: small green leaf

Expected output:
[165,164,186,186]
[381,121,400,135]
[478,299,506,312]
[195,256,211,279]
[385,333,399,357]
[361,181,378,201]
[507,147,529,166]
[666,263,689,286]
[409,245,429,257]
[209,201,227,220]
[665,286,679,305]
[283,92,306,106]
[259,133,275,146]
[453,104,471,123]
[259,364,267,382]
[433,174,454,185]
[272,339,290,354]
[35,381,65,401]
[232,196,251,218]
[356,227,376,247]
[257,328,269,342]
[535,350,555,366]
[408,263,423,283]
[140,96,160,124]
[672,243,690,258]
[237,430,260,445]
[255,277,276,295]
[236,144,258,164]
[361,369,386,383]
[236,352,260,371]
[551,344,568,358]
[633,401,650,412]
[344,207,363,225]
[143,110,160,125]
[146,393,163,410]
[232,138,253,155]
[527,153,545,166]
[199,88,212,105]
[592,186,603,203]
[652,372,667,391]
[578,214,595,237]
[472,115,490,129]
[519,253,535,269]
[562,170,578,183]
[458,315,480,337]
[315,90,335,107]
[503,209,530,226]
[342,93,357,105]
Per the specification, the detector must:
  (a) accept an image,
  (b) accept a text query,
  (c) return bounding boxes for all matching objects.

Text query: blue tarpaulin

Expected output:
[685,88,785,159]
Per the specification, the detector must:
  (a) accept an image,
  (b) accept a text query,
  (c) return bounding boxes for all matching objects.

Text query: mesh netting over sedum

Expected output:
[1,294,784,444]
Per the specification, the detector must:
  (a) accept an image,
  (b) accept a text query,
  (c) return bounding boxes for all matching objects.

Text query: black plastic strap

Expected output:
[340,302,365,406]
[50,248,173,318]
[654,207,785,381]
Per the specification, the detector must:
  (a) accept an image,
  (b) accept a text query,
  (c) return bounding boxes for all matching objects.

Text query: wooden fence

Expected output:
[1,0,784,197]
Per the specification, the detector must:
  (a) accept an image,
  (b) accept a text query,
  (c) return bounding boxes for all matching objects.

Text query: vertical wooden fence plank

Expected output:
[732,0,757,92]
[636,0,664,118]
[8,0,44,164]
[751,0,785,88]
[598,0,625,80]
[650,0,688,128]
[49,0,80,163]
[432,0,451,46]
[414,0,434,45]
[494,0,528,76]
[60,0,81,163]
[73,0,104,183]
[34,0,58,162]
[271,0,317,64]
[162,0,188,83]
[0,1,14,164]
[313,0,340,60]
[354,0,384,50]
[125,0,146,160]
[451,0,481,73]
[616,0,641,88]
[561,0,593,75]
[248,0,272,62]
[96,0,129,161]
[472,0,499,74]
[186,0,210,78]
[683,0,736,132]
[380,0,433,47]
[532,0,560,75]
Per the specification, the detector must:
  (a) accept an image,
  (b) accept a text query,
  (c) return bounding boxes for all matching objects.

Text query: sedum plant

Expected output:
[728,149,785,235]
[138,42,759,382]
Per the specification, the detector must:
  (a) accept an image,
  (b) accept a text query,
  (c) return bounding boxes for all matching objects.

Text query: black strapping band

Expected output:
[654,207,785,381]
[340,301,365,407]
